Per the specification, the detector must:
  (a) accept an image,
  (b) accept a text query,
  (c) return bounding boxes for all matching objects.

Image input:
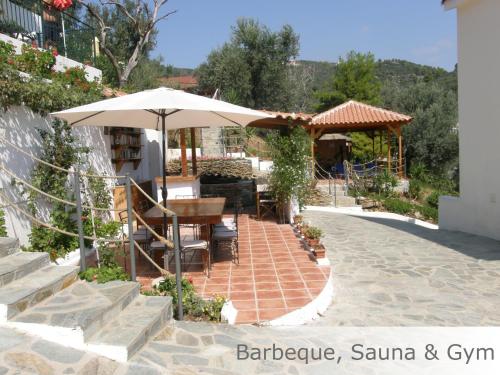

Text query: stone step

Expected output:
[0,265,78,322]
[10,280,140,346]
[87,295,173,362]
[0,238,19,259]
[329,196,358,207]
[0,252,50,287]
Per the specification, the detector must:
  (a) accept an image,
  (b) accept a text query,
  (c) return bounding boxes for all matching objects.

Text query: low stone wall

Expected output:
[201,180,255,208]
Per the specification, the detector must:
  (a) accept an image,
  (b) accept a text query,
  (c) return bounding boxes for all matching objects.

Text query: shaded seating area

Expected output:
[308,100,413,177]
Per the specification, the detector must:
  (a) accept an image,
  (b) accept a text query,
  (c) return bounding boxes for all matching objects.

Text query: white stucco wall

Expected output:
[0,106,164,245]
[439,0,500,240]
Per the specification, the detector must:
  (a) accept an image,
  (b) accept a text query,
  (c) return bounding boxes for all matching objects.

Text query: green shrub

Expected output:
[79,266,128,283]
[304,226,323,240]
[383,198,414,215]
[0,208,7,237]
[14,44,55,78]
[426,191,441,209]
[417,205,438,222]
[408,179,423,200]
[373,170,398,197]
[154,275,226,321]
[409,163,429,182]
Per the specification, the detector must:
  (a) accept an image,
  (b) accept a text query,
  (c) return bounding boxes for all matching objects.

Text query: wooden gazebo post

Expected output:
[310,128,316,174]
[396,126,403,178]
[387,126,392,172]
[190,128,198,175]
[179,129,188,177]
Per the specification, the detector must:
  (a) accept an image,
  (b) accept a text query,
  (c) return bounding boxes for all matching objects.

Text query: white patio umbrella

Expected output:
[51,87,271,319]
[52,86,271,211]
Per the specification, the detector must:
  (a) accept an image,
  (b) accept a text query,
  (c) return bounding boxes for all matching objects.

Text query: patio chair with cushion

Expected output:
[213,201,240,264]
[176,194,199,240]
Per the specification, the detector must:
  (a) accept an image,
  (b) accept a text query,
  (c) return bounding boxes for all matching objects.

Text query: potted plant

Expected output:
[293,214,303,227]
[304,226,322,246]
[313,244,326,259]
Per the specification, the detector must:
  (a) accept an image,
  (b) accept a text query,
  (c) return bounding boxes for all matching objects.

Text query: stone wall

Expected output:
[201,128,224,157]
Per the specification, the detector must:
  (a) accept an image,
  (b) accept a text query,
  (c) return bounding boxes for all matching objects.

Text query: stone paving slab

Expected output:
[0,238,19,258]
[303,210,500,326]
[0,251,50,287]
[0,265,79,321]
[87,295,173,362]
[11,280,140,340]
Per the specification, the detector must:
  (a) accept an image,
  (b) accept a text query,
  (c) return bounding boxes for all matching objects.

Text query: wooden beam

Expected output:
[397,126,403,178]
[180,129,187,177]
[310,128,316,174]
[190,128,197,176]
[387,127,392,173]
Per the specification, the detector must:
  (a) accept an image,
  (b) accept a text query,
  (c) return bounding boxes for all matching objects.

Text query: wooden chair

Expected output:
[256,185,277,220]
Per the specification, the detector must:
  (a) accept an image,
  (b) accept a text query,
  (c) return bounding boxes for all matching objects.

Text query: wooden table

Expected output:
[143,198,226,274]
[142,197,226,226]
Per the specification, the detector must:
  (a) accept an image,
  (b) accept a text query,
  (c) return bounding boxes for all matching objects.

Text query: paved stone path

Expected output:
[2,210,500,374]
[304,210,500,326]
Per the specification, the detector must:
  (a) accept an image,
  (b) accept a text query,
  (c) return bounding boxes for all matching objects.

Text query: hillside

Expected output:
[297,58,457,94]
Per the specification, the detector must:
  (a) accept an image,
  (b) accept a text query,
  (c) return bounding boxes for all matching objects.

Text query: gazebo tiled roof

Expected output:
[310,100,412,132]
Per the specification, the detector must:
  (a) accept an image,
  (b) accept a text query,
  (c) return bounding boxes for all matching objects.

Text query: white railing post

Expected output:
[125,174,136,281]
[172,214,184,320]
[74,168,86,272]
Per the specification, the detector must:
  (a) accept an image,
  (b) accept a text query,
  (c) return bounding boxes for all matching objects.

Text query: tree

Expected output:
[80,0,176,88]
[267,126,311,223]
[382,81,458,177]
[196,18,299,110]
[315,51,381,112]
[315,51,383,161]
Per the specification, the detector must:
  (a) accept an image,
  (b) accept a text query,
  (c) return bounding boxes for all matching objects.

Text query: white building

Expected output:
[439,0,500,240]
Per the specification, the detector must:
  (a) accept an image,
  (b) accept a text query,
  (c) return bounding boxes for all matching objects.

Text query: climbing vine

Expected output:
[267,126,312,223]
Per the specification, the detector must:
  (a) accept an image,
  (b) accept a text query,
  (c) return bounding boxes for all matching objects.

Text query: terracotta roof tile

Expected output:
[311,100,412,128]
[261,110,313,122]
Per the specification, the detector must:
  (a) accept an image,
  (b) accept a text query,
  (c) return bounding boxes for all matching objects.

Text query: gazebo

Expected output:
[308,100,413,176]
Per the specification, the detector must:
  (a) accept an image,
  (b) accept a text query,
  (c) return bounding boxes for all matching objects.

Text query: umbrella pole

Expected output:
[161,113,184,320]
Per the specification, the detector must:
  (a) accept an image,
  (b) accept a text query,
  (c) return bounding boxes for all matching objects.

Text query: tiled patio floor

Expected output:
[132,214,330,324]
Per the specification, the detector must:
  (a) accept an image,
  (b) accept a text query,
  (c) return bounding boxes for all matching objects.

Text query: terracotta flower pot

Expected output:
[313,244,326,258]
[307,238,320,247]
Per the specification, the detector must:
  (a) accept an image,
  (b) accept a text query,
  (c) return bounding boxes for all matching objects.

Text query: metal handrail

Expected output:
[0,0,96,64]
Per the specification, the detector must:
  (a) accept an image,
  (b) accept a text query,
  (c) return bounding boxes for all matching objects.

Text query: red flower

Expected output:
[188,276,193,284]
[52,0,73,11]
[51,48,58,57]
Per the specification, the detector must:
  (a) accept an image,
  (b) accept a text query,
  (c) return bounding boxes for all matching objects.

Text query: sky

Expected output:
[152,0,457,71]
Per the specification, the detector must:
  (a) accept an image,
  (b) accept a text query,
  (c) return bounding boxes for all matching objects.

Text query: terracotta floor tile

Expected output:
[258,298,286,309]
[230,283,254,292]
[254,282,280,291]
[258,309,287,321]
[204,284,229,293]
[302,273,327,281]
[231,291,256,301]
[256,290,283,300]
[282,289,310,299]
[256,274,279,282]
[236,310,258,323]
[232,300,257,310]
[253,268,277,277]
[285,297,312,308]
[231,276,253,284]
[280,281,307,290]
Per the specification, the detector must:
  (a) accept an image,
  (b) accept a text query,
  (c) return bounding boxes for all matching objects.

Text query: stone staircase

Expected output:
[314,181,357,207]
[0,237,173,362]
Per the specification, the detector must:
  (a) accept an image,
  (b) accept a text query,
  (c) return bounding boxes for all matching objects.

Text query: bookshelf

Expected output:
[109,128,143,172]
